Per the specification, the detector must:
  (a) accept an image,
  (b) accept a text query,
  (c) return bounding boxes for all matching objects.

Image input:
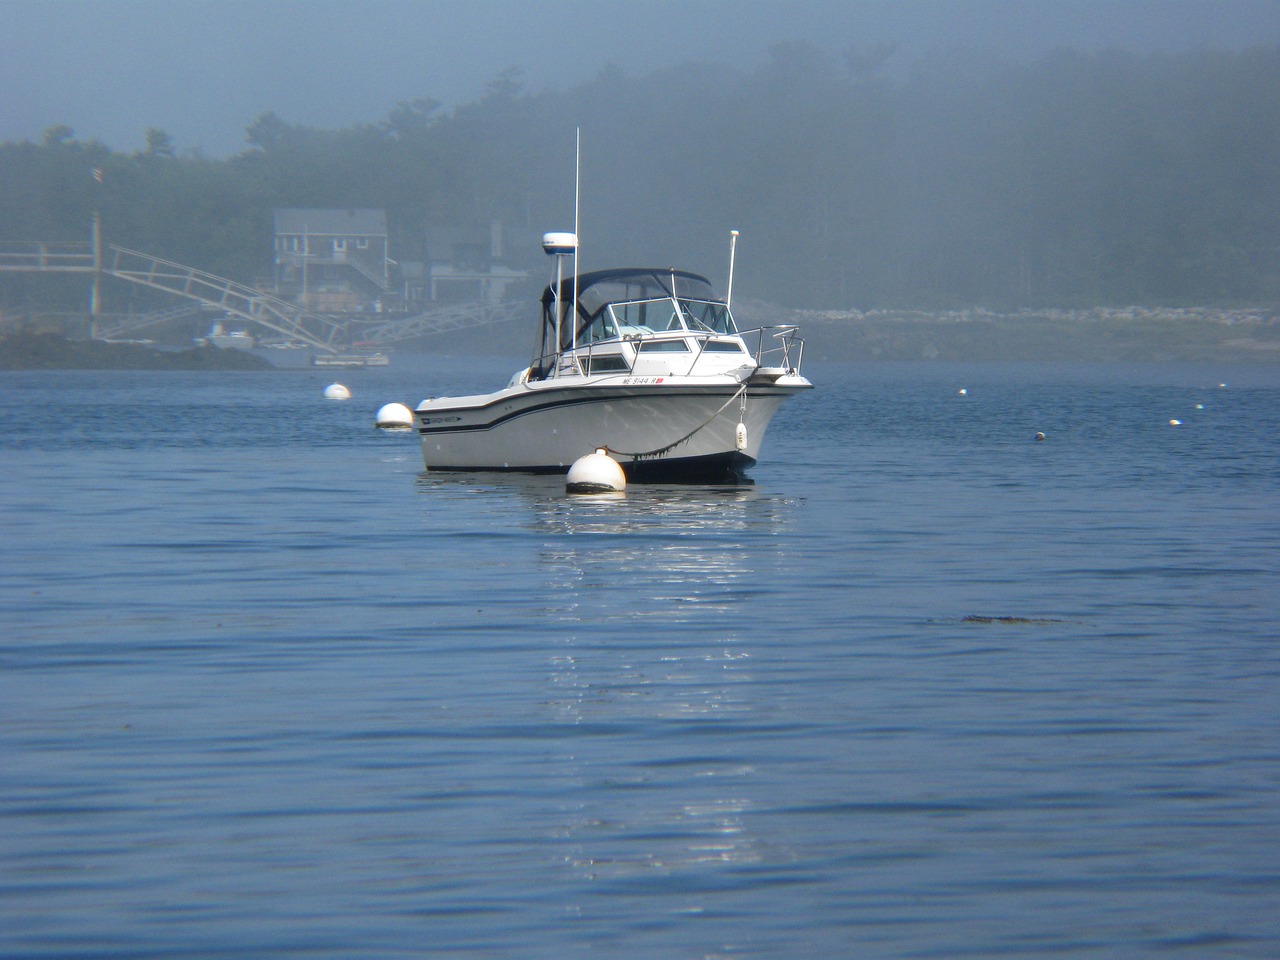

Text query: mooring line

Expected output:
[604,382,749,460]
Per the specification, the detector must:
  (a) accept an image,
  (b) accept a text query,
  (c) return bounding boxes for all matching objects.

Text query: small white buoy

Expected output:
[1169,419,1182,426]
[958,388,967,396]
[1034,431,1046,442]
[1194,403,1204,410]
[375,402,414,429]
[566,448,626,494]
[735,421,748,452]
[324,383,351,400]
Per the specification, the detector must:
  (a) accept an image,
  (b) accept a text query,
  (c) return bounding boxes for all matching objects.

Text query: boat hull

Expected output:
[415,377,808,481]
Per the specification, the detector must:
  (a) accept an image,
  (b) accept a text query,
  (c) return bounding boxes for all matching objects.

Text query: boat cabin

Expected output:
[532,268,751,380]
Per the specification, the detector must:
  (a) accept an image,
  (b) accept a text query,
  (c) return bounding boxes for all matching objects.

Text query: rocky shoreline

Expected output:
[732,303,1280,363]
[5,306,1278,368]
[0,331,273,371]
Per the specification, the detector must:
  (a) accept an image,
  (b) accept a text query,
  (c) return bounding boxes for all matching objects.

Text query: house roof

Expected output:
[274,208,387,237]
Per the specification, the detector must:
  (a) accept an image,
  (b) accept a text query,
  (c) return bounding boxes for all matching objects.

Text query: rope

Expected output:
[605,382,748,460]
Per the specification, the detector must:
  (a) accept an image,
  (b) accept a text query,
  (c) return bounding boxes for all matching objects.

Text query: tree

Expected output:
[41,125,75,147]
[144,128,175,157]
[245,112,289,152]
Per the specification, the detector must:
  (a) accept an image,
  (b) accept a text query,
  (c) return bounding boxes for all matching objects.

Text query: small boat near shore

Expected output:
[195,321,255,350]
[312,352,389,368]
[413,232,811,483]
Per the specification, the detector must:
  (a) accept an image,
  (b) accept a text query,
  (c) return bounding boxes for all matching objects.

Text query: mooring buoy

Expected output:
[566,449,626,494]
[375,402,414,429]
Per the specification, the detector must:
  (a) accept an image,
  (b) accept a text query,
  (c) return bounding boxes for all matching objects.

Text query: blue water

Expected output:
[3,358,1279,958]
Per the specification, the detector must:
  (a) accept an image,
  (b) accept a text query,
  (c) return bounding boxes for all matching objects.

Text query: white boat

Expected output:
[195,321,255,350]
[413,234,812,483]
[312,352,389,368]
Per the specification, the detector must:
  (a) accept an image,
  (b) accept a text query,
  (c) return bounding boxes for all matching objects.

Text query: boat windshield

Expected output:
[679,299,736,334]
[604,298,684,337]
[581,297,737,341]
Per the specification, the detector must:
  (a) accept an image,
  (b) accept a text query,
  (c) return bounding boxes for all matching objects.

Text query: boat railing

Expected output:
[526,346,591,381]
[525,324,804,381]
[745,325,805,374]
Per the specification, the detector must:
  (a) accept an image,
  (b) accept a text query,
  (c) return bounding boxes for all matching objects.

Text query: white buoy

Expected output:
[735,421,748,452]
[375,402,414,429]
[566,448,626,494]
[1169,419,1182,426]
[324,383,351,400]
[1034,431,1046,442]
[958,388,967,396]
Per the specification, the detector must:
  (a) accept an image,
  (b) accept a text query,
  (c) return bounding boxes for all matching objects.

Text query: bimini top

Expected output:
[540,268,722,348]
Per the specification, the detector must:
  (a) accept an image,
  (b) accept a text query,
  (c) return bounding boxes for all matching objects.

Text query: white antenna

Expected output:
[726,229,740,308]
[571,127,581,352]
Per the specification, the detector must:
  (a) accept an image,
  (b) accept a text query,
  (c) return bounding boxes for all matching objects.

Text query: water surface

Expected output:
[3,360,1278,958]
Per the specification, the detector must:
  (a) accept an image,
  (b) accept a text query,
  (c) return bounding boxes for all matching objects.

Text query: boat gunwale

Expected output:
[415,377,808,436]
[421,447,759,482]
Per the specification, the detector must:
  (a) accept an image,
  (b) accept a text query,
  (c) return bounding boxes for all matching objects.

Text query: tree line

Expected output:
[2,43,1277,311]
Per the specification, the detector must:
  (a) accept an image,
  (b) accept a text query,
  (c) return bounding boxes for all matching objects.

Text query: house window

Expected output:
[334,239,347,252]
[356,238,369,250]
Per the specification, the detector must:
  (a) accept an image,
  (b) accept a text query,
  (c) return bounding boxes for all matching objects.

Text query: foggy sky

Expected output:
[3,0,1278,158]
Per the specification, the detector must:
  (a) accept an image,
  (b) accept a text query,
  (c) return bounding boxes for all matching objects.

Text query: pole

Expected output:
[302,226,309,309]
[726,229,739,309]
[90,210,102,331]
[90,166,104,333]
[553,254,563,378]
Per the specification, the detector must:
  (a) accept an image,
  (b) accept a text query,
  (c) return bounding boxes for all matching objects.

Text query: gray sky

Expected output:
[3,0,1278,157]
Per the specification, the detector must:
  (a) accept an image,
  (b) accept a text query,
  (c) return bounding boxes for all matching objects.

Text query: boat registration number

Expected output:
[622,377,665,385]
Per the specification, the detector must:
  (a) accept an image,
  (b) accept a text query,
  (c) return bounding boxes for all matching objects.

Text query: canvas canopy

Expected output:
[539,268,720,351]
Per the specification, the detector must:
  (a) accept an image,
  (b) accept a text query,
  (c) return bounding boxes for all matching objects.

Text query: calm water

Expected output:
[2,358,1279,959]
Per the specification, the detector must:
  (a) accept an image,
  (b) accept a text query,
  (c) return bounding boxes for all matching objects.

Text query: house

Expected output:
[416,221,531,303]
[273,209,391,312]
[273,209,532,312]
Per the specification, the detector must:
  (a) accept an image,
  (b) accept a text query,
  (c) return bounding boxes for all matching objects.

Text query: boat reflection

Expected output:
[412,472,799,877]
[529,483,792,878]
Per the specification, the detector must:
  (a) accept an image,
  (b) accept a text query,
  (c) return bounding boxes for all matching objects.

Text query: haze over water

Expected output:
[3,358,1279,957]
[5,0,1276,157]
